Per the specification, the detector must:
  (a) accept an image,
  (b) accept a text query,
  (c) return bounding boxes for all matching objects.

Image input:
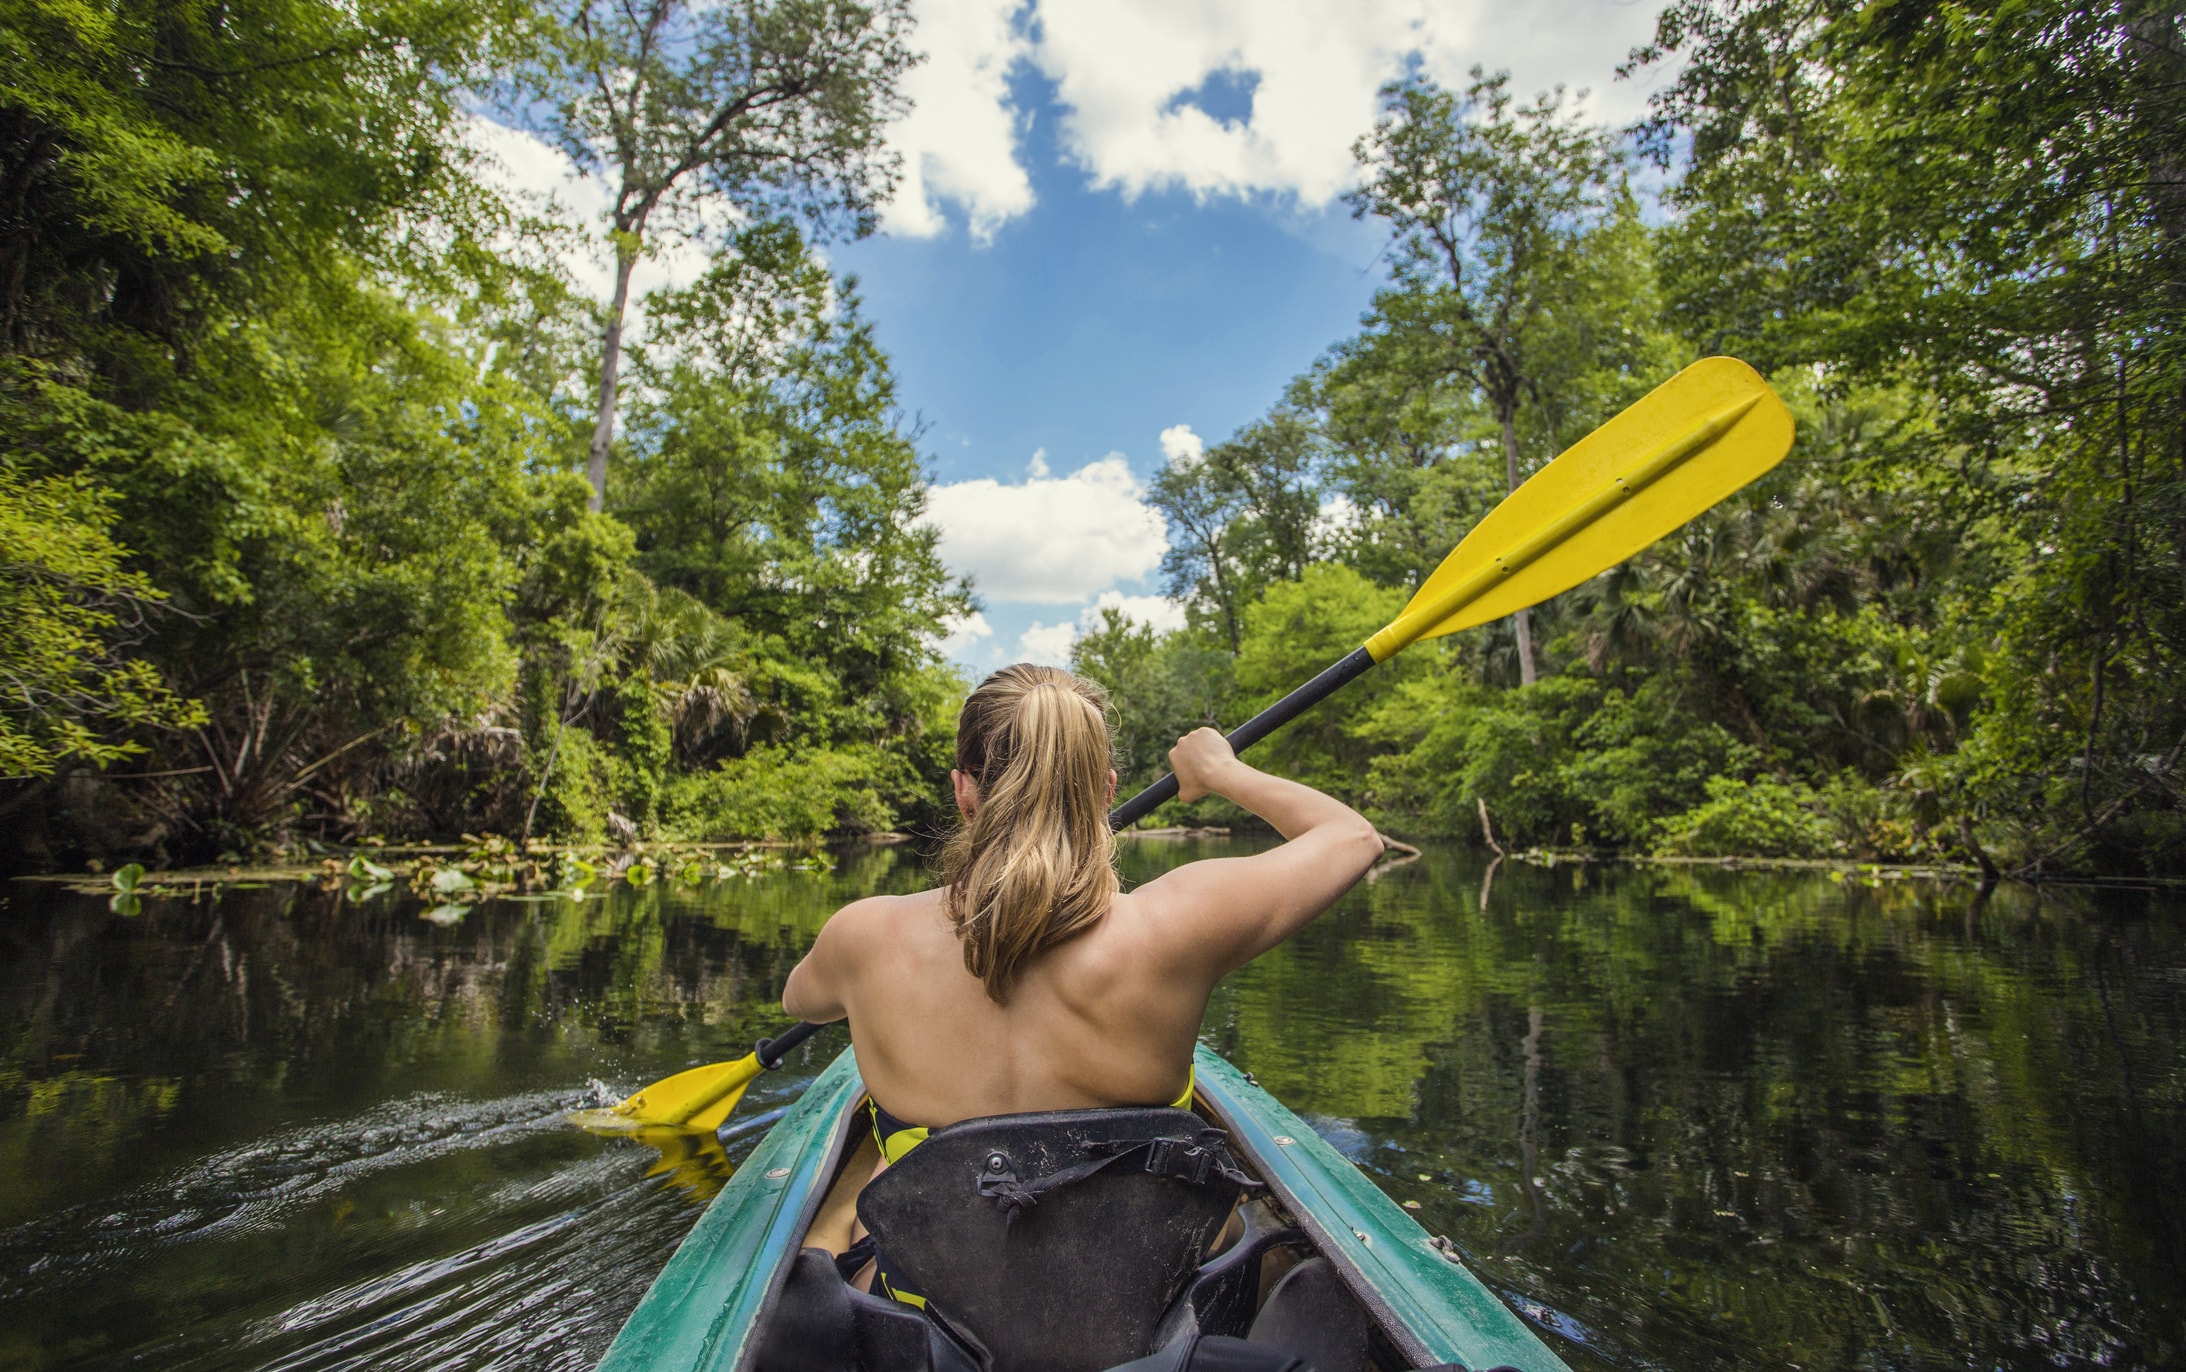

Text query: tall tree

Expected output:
[1148,440,1248,651]
[524,0,915,511]
[1346,69,1619,684]
[1632,0,2186,873]
[1147,408,1321,651]
[615,219,970,753]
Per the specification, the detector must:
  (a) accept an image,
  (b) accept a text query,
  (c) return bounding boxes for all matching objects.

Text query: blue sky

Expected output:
[834,79,1388,491]
[829,58,1398,666]
[479,0,1675,672]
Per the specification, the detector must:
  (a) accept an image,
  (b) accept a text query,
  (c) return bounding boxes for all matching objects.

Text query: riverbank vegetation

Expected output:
[0,0,966,870]
[4,0,2180,878]
[1079,2,2185,880]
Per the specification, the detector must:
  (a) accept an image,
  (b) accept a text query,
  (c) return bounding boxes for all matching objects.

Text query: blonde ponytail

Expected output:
[939,664,1119,1003]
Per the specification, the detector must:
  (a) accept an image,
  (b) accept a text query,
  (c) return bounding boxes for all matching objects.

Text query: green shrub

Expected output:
[1363,673,1595,842]
[534,727,618,843]
[1654,776,1835,858]
[663,743,913,840]
[611,671,674,828]
[1561,681,1756,847]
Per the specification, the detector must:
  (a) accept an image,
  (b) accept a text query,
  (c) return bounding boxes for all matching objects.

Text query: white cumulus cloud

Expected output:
[1030,0,1434,205]
[923,456,1168,604]
[1008,1,1666,211]
[886,0,1038,241]
[1159,423,1204,469]
[934,610,995,658]
[1014,620,1081,667]
[1081,591,1187,635]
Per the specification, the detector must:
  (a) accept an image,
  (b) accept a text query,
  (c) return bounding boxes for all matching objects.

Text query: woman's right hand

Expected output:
[1170,727,1239,802]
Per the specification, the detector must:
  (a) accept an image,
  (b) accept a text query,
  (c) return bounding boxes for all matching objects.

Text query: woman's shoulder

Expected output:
[824,887,948,943]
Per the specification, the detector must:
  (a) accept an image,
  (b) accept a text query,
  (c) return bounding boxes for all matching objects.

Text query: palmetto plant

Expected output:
[626,583,765,764]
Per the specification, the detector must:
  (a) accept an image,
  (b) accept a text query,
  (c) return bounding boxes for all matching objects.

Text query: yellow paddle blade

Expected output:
[568,1052,763,1134]
[628,1126,737,1203]
[1366,357,1795,660]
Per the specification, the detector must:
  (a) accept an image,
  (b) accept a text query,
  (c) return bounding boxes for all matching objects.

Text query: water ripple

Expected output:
[0,1088,601,1304]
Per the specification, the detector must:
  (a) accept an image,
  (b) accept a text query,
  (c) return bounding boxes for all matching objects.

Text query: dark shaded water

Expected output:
[2,843,2181,1370]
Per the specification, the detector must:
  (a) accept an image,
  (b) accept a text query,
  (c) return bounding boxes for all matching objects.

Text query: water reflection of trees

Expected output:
[0,848,925,1219]
[6,845,2182,1368]
[1202,858,2186,1371]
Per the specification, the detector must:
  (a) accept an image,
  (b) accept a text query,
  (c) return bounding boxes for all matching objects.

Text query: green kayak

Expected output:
[598,1045,1571,1372]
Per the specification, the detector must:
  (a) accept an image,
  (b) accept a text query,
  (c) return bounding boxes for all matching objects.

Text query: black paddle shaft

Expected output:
[1106,645,1379,830]
[756,1019,824,1069]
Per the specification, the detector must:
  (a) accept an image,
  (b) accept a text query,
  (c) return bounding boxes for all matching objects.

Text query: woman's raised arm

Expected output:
[1127,728,1385,979]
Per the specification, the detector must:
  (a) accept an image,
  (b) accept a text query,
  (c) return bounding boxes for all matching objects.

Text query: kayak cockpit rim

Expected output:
[735,1050,1417,1372]
[736,1055,881,1363]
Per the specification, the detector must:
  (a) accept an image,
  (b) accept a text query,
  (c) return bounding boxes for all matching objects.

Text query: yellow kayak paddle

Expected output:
[576,355,1793,1133]
[1107,355,1795,824]
[570,1022,824,1134]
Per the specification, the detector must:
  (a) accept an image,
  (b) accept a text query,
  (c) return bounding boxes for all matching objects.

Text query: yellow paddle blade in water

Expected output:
[1366,357,1795,660]
[627,1126,738,1203]
[568,1053,763,1134]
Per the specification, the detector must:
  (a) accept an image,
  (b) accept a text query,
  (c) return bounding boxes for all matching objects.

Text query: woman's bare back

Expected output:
[783,727,1385,1128]
[798,886,1202,1126]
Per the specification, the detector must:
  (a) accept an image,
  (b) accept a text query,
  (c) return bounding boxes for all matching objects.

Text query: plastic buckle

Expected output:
[1143,1138,1175,1176]
[1144,1138,1214,1185]
[1182,1147,1213,1185]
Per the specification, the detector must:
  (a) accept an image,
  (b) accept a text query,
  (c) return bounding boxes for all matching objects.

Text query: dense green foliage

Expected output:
[0,0,965,868]
[0,468,204,773]
[7,0,2180,876]
[1087,2,2184,877]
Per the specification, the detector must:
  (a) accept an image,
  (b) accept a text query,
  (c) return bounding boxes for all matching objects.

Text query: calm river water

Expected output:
[2,841,2181,1370]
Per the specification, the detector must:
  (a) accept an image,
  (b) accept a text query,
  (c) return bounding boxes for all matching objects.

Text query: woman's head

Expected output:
[939,664,1119,1003]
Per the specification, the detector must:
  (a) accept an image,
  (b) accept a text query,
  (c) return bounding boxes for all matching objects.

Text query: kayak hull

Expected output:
[598,1048,868,1372]
[598,1045,1570,1372]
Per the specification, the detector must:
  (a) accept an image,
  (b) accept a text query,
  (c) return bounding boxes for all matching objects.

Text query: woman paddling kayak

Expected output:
[595,662,1573,1372]
[781,663,1385,1297]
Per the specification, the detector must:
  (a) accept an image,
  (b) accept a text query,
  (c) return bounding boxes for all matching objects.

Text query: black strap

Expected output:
[976,1129,1259,1229]
[1102,1332,1312,1372]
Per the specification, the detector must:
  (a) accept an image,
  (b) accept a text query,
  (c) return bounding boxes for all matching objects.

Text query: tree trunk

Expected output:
[1500,411,1537,685]
[2128,6,2186,254]
[1205,537,1241,653]
[587,244,641,513]
[1500,1005,1549,1254]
